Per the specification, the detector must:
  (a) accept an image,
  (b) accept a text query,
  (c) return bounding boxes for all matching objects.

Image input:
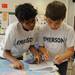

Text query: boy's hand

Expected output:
[39,47,50,61]
[34,55,40,64]
[34,53,40,64]
[54,55,64,64]
[43,51,49,61]
[10,60,24,70]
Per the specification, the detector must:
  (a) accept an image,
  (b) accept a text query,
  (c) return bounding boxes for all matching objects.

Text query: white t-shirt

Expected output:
[1,22,38,57]
[38,21,75,58]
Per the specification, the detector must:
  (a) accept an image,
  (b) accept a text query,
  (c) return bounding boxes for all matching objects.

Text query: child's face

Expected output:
[21,18,35,31]
[46,18,63,30]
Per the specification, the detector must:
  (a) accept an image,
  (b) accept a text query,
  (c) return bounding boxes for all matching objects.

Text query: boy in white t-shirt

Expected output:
[1,3,40,70]
[38,1,75,75]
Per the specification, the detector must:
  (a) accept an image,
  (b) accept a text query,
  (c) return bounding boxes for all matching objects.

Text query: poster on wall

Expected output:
[2,12,9,29]
[0,13,5,34]
[0,13,2,27]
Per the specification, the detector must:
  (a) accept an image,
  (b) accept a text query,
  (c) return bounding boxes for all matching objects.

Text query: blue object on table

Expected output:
[0,59,29,71]
[0,59,59,75]
[23,51,34,64]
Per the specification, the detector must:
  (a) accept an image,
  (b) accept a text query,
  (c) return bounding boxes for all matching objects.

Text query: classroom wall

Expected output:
[0,0,68,14]
[67,0,75,27]
[0,0,73,33]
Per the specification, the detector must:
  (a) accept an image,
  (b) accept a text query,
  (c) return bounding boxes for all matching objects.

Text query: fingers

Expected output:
[34,52,49,64]
[45,55,49,61]
[43,53,49,61]
[54,55,63,64]
[34,55,40,64]
[19,63,24,70]
[10,62,24,70]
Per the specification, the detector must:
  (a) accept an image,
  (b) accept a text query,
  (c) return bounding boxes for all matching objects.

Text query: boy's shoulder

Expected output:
[63,23,74,31]
[7,22,18,29]
[61,22,74,35]
[5,21,18,34]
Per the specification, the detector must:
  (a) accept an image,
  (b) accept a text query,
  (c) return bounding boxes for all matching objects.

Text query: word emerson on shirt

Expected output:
[43,37,64,43]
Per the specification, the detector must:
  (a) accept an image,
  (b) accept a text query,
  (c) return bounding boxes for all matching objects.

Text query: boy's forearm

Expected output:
[39,47,48,54]
[29,46,38,56]
[3,50,19,63]
[62,47,74,60]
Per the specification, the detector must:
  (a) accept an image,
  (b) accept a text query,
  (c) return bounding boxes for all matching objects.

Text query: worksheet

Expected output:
[29,61,58,72]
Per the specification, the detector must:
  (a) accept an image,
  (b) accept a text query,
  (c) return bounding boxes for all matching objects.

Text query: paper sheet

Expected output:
[29,61,58,72]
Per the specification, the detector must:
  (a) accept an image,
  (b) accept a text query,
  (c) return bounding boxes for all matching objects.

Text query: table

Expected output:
[0,59,59,75]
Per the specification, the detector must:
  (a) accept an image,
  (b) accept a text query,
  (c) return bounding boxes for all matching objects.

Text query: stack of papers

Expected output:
[29,61,58,72]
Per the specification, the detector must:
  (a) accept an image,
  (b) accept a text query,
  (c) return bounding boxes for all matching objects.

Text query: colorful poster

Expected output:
[2,12,9,28]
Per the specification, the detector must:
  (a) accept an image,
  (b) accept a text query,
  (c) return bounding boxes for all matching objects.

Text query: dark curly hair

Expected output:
[45,1,66,21]
[15,3,37,22]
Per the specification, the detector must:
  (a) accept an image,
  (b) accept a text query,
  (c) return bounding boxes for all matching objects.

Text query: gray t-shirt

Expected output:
[1,22,38,57]
[38,21,75,58]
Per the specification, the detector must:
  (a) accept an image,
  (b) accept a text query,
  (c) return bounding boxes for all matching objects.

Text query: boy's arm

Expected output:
[54,47,74,64]
[39,46,49,61]
[3,50,24,69]
[39,46,48,54]
[29,45,38,56]
[29,45,40,63]
[62,47,74,60]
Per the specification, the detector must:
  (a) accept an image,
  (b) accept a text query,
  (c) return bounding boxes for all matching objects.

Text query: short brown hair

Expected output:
[45,1,66,21]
